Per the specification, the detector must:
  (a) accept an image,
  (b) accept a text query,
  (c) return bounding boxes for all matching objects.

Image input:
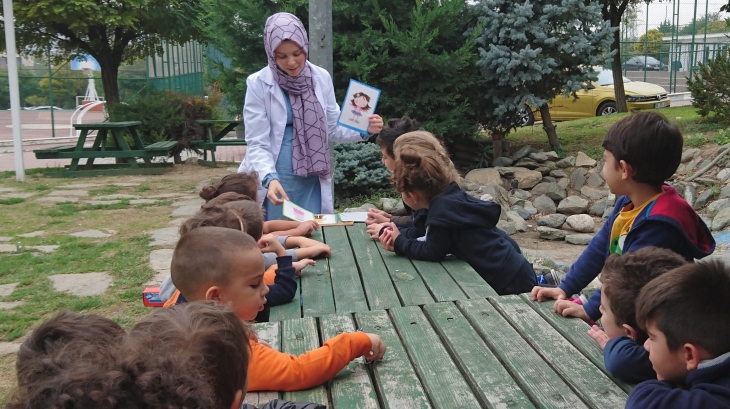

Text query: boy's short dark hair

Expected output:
[376,116,422,158]
[172,226,259,300]
[601,111,682,186]
[601,247,686,341]
[124,302,252,408]
[181,197,264,241]
[200,172,259,202]
[636,259,730,357]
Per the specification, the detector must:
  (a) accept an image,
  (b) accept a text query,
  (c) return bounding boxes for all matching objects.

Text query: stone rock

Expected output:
[718,169,730,182]
[26,245,59,254]
[694,189,716,210]
[147,227,179,247]
[544,151,559,161]
[712,207,730,231]
[18,231,45,238]
[686,156,702,172]
[535,167,551,176]
[580,186,608,200]
[112,182,141,187]
[343,204,376,213]
[464,181,480,191]
[523,201,538,215]
[586,173,604,187]
[589,199,608,216]
[465,168,503,188]
[510,206,530,220]
[676,164,687,173]
[48,272,113,296]
[511,145,534,161]
[695,177,717,185]
[497,220,517,235]
[557,178,569,189]
[606,193,617,207]
[0,302,24,310]
[495,167,515,177]
[570,168,588,190]
[511,189,531,200]
[380,198,398,212]
[0,188,14,192]
[511,167,542,189]
[537,214,567,229]
[603,206,615,220]
[514,159,541,170]
[37,196,80,203]
[0,244,17,253]
[700,160,712,170]
[171,204,201,217]
[556,156,576,168]
[480,194,495,202]
[172,198,205,207]
[85,200,122,205]
[493,157,514,167]
[47,190,88,197]
[94,194,138,200]
[70,229,112,238]
[529,152,549,162]
[575,152,597,167]
[681,148,700,163]
[506,211,528,232]
[0,192,33,199]
[480,184,511,209]
[557,196,589,215]
[130,199,158,205]
[538,226,567,241]
[149,193,185,199]
[0,237,11,242]
[531,182,550,197]
[0,342,21,356]
[684,184,697,208]
[550,169,567,178]
[720,185,730,199]
[545,183,567,202]
[565,214,595,233]
[709,199,730,214]
[566,234,594,245]
[509,197,526,207]
[58,183,103,189]
[0,283,18,297]
[148,249,174,284]
[533,195,557,214]
[701,215,713,227]
[542,177,556,184]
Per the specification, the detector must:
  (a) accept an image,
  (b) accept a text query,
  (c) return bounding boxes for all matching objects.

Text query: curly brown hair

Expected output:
[199,172,260,202]
[391,131,459,201]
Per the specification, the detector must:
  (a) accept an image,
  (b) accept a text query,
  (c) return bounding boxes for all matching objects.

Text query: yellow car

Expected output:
[518,68,671,125]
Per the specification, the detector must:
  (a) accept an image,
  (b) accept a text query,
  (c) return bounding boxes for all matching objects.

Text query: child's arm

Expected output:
[389,225,453,262]
[264,220,319,237]
[603,335,657,384]
[625,380,709,409]
[246,332,385,392]
[264,256,297,307]
[284,236,331,259]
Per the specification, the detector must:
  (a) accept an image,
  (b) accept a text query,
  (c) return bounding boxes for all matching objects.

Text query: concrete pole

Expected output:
[309,0,336,197]
[3,0,25,182]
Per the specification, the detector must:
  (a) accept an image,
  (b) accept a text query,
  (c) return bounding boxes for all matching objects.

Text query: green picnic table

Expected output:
[193,119,247,167]
[33,121,176,177]
[245,296,633,408]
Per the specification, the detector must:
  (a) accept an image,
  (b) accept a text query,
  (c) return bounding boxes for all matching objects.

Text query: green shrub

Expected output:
[688,50,730,124]
[107,88,184,146]
[333,142,391,200]
[714,127,730,146]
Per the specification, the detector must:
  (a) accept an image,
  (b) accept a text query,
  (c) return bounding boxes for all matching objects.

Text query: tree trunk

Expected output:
[97,59,121,118]
[540,104,561,149]
[610,20,628,113]
[492,134,503,160]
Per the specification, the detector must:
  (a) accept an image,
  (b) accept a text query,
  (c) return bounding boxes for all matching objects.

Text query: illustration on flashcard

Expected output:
[349,92,371,124]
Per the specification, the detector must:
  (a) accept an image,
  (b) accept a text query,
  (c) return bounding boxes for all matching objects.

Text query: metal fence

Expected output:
[0,41,205,142]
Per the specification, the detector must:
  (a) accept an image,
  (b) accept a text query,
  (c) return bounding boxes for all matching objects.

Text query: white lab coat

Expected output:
[238,63,365,214]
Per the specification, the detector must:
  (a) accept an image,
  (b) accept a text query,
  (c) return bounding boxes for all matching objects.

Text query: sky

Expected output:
[634,0,730,30]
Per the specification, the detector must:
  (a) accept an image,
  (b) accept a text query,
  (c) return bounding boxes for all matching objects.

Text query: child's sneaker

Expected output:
[536,269,561,286]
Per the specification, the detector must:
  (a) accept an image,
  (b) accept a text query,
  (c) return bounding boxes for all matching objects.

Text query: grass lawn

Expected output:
[503,106,729,159]
[0,164,233,401]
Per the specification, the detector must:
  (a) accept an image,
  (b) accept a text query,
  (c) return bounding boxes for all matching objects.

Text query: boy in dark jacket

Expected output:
[532,111,715,321]
[586,247,686,383]
[625,260,730,409]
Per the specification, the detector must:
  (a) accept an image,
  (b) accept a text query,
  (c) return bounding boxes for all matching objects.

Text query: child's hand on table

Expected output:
[378,223,399,252]
[258,234,287,257]
[588,325,610,349]
[366,223,385,240]
[292,259,316,277]
[554,299,591,321]
[366,209,390,225]
[530,286,567,302]
[364,333,386,362]
[293,220,319,237]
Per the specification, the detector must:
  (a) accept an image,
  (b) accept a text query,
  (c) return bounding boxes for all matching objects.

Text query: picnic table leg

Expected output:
[127,127,153,164]
[111,129,140,168]
[68,129,89,172]
[84,129,107,170]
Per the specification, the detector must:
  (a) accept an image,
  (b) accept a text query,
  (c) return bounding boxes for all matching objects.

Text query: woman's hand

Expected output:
[267,179,288,205]
[367,115,384,134]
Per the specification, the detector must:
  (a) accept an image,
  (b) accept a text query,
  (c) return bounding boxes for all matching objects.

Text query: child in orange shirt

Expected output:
[170,226,386,392]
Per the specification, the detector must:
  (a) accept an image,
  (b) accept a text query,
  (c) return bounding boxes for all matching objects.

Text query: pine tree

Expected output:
[474,0,615,149]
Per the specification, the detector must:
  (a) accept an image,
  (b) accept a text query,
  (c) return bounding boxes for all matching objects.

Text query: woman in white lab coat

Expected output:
[238,12,383,219]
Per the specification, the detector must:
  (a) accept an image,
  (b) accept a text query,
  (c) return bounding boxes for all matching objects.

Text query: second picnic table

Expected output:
[193,119,247,167]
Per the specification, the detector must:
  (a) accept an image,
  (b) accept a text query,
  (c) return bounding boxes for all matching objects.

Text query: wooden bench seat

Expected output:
[33,145,77,158]
[144,141,179,152]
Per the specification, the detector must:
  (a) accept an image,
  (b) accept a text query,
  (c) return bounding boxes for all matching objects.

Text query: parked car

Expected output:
[623,56,666,71]
[518,68,670,126]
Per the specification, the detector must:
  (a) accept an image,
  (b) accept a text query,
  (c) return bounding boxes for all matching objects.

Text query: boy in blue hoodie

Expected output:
[586,247,686,383]
[625,260,730,409]
[531,111,715,321]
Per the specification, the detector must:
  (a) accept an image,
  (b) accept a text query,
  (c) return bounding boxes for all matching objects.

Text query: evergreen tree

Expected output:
[474,0,615,149]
